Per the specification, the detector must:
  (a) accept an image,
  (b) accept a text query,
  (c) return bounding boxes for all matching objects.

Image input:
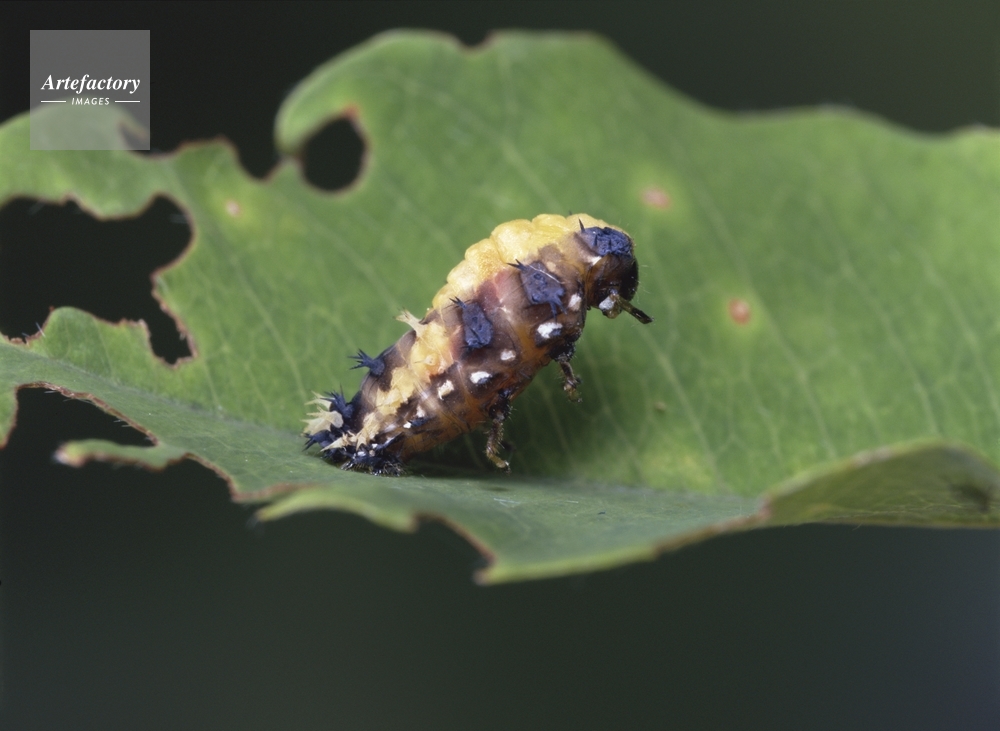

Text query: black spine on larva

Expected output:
[511,260,565,315]
[452,297,493,350]
[324,390,355,419]
[349,349,386,377]
[303,431,333,450]
[303,390,357,451]
[577,224,632,257]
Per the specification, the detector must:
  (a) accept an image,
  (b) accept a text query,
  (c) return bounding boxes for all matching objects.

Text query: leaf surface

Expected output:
[2,31,998,582]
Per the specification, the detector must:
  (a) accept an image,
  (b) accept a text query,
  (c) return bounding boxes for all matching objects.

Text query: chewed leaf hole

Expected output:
[301,116,366,192]
[0,196,193,363]
[13,386,152,452]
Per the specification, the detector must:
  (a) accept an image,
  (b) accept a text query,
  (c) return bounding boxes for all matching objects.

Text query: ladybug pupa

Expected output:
[304,213,653,475]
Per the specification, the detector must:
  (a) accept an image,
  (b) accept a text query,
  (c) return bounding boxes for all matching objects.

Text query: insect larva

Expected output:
[304,213,652,475]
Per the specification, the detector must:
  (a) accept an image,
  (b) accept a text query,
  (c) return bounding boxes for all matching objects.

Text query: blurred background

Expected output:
[1,2,998,728]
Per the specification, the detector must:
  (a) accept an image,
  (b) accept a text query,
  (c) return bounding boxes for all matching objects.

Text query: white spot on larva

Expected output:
[437,380,455,398]
[415,406,426,419]
[403,421,412,429]
[599,296,615,313]
[470,371,492,385]
[536,321,562,340]
[568,293,582,311]
[500,349,516,362]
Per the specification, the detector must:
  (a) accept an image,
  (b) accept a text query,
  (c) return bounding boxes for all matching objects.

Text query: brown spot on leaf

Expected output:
[728,298,751,325]
[641,187,671,209]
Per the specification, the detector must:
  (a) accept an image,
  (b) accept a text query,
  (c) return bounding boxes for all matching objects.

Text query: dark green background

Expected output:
[1,2,998,728]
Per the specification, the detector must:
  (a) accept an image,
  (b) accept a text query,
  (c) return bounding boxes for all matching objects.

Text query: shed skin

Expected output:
[304,213,651,474]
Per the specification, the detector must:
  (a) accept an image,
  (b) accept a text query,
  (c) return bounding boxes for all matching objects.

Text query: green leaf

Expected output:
[2,31,998,583]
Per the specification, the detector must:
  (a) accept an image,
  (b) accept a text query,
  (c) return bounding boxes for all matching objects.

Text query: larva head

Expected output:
[577,224,653,324]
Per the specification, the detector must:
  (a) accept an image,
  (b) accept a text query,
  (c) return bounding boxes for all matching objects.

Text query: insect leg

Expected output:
[485,391,514,472]
[555,350,583,403]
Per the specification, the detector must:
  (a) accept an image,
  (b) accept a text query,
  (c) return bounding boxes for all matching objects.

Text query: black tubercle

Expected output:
[304,389,357,451]
[577,222,632,257]
[511,260,565,316]
[320,390,355,420]
[349,349,385,377]
[304,430,336,451]
[452,297,493,350]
